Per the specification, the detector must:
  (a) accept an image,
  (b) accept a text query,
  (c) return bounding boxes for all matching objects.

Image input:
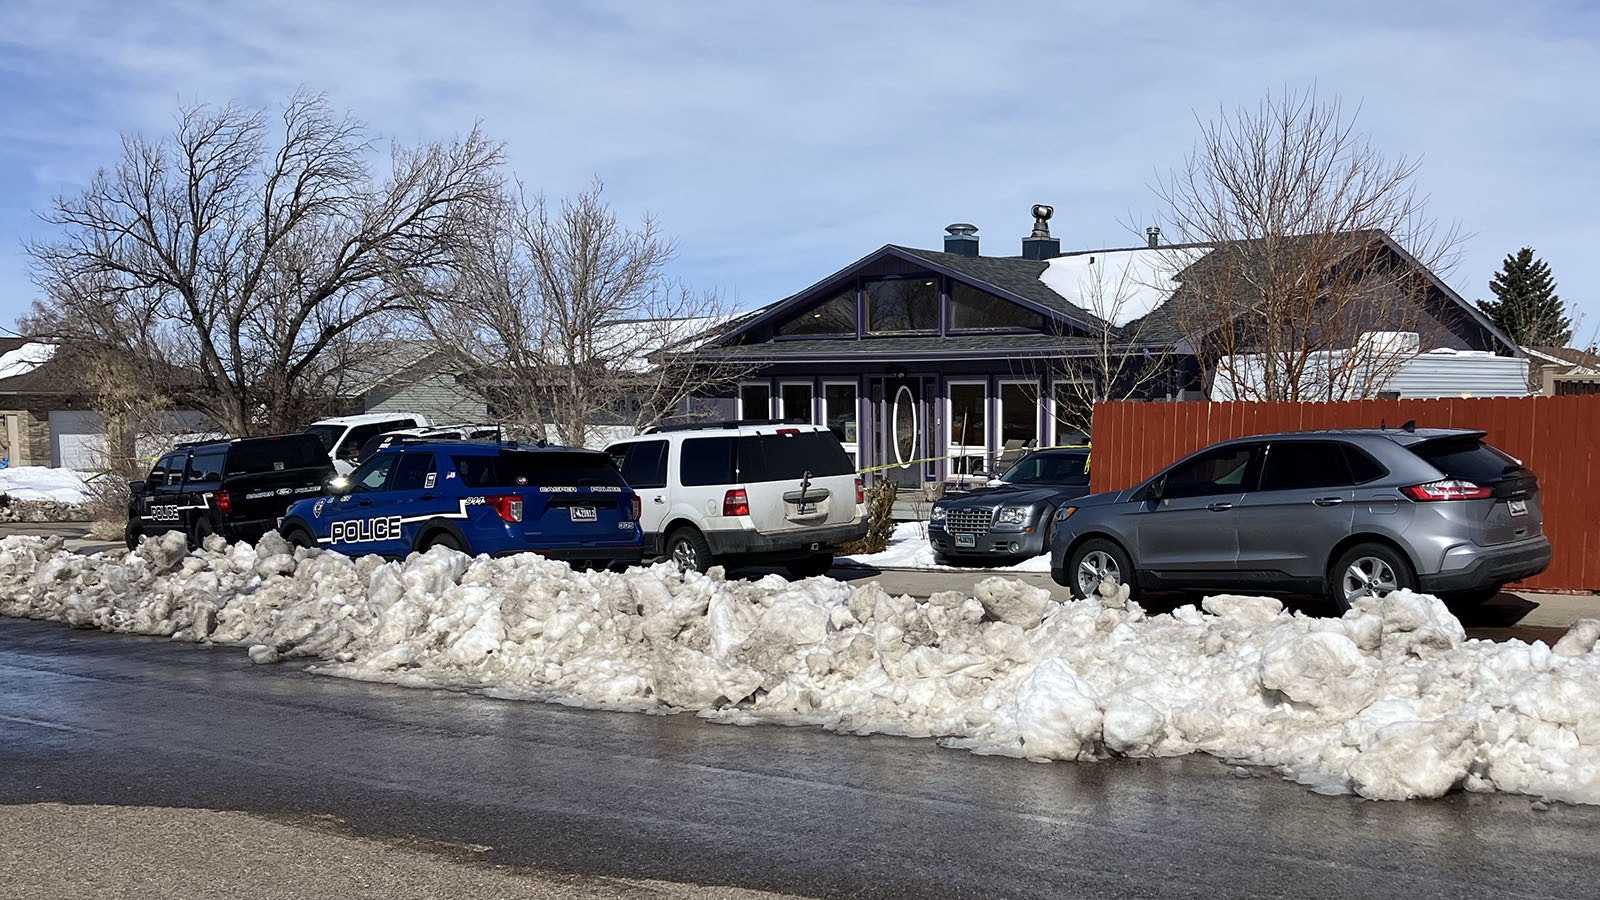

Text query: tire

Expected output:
[1328,542,1417,612]
[188,517,214,551]
[666,527,713,574]
[1066,538,1135,601]
[420,531,464,553]
[785,552,834,579]
[281,526,316,550]
[124,520,142,551]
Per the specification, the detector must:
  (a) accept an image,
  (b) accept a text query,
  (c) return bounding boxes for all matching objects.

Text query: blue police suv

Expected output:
[277,439,643,568]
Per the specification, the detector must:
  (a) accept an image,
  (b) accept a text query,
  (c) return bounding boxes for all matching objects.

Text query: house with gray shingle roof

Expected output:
[682,208,1514,491]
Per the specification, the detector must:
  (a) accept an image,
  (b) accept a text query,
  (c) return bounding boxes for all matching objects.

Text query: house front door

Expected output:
[878,376,927,491]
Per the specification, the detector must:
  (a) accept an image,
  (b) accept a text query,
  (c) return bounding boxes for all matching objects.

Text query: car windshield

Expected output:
[1001,451,1089,486]
[303,424,341,453]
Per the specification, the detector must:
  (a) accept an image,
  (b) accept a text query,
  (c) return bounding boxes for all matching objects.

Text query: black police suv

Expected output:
[126,434,335,550]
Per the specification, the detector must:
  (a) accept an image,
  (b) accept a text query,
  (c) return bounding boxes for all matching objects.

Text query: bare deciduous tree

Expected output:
[25,91,503,435]
[433,180,750,447]
[1038,249,1185,441]
[1154,88,1463,401]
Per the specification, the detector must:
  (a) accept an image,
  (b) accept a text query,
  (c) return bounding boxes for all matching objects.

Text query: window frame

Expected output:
[737,382,773,420]
[945,378,990,475]
[863,276,941,336]
[778,380,816,423]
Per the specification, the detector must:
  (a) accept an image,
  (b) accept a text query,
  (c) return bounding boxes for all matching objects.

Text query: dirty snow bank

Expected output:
[3,532,1599,805]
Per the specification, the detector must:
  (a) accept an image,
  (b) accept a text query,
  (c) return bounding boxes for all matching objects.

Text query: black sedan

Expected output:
[928,448,1092,562]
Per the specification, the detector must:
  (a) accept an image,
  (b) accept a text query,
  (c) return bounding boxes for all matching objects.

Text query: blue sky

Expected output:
[1,0,1596,339]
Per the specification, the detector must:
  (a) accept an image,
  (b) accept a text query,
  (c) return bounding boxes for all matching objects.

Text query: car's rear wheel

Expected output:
[1067,538,1134,601]
[1329,543,1416,611]
[666,527,712,574]
[785,552,834,579]
[124,520,142,551]
[421,531,464,553]
[188,517,214,551]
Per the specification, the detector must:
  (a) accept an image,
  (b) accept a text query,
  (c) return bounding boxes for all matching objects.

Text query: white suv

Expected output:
[606,421,867,577]
[304,412,430,476]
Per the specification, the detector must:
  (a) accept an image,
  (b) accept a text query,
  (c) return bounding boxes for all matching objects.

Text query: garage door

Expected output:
[48,411,107,470]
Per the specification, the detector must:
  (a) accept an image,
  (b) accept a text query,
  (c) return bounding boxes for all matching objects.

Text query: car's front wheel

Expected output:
[421,531,464,553]
[1329,543,1416,611]
[1066,538,1134,601]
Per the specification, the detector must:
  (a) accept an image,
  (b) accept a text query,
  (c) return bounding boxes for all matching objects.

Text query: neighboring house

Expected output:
[0,339,209,469]
[1523,345,1600,395]
[679,210,1516,491]
[346,345,492,424]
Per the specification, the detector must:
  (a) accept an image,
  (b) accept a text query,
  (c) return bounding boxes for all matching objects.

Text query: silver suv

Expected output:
[1049,427,1551,610]
[606,421,867,577]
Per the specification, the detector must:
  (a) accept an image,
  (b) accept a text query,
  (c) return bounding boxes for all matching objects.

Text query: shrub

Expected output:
[840,478,897,555]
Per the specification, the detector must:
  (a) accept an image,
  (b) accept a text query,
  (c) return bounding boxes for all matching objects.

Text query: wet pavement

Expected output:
[4,619,1600,899]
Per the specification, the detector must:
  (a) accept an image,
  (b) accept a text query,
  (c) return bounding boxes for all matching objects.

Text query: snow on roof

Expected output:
[1037,248,1209,329]
[7,531,1600,805]
[0,342,57,381]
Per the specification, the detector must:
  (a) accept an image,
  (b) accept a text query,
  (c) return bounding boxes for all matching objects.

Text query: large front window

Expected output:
[739,383,771,419]
[947,381,987,475]
[777,289,856,336]
[998,380,1040,450]
[866,278,939,333]
[780,382,813,422]
[950,283,1041,330]
[823,381,859,465]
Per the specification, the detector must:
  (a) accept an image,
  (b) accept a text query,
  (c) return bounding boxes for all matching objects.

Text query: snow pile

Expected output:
[0,342,56,380]
[0,467,93,503]
[839,522,1050,572]
[4,532,1600,805]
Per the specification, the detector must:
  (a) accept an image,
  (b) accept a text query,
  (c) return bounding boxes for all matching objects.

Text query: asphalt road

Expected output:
[4,619,1599,900]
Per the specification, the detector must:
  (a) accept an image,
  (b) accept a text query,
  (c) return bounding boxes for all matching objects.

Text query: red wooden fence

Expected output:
[1089,395,1600,592]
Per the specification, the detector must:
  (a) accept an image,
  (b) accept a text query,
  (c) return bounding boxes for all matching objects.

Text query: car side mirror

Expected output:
[327,476,351,496]
[128,480,145,494]
[1145,478,1166,502]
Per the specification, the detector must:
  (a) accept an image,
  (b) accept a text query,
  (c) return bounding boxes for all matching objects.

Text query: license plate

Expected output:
[796,502,815,515]
[1508,499,1528,517]
[955,533,976,548]
[569,506,597,522]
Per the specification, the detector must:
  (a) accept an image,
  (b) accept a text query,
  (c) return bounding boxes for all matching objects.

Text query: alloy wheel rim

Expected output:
[1342,556,1398,604]
[1077,550,1120,596]
[673,541,698,571]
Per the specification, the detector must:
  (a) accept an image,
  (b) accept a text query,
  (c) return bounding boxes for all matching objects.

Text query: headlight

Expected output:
[930,505,946,522]
[997,506,1028,525]
[1055,506,1077,522]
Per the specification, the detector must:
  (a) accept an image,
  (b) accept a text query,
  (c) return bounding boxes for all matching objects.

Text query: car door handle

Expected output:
[1313,497,1344,507]
[1207,502,1233,512]
[653,497,665,504]
[358,499,373,507]
[419,493,433,501]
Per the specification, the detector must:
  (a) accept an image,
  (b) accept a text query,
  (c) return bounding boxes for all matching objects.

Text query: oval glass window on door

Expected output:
[893,385,917,467]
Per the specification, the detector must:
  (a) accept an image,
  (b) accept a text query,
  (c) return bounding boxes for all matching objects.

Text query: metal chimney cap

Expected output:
[1030,204,1054,239]
[945,223,979,236]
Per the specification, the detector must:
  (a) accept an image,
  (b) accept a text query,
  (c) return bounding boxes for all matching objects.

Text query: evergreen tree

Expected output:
[1477,247,1571,346]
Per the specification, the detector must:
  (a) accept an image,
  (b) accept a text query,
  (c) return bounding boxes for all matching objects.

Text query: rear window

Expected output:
[452,451,626,488]
[736,431,854,483]
[225,435,330,476]
[1410,438,1521,484]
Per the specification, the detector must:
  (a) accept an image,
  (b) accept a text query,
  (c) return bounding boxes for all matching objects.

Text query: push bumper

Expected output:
[1419,538,1553,593]
[928,524,1048,560]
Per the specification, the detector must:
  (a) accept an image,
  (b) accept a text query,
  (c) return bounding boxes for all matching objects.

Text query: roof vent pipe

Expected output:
[1146,226,1161,248]
[944,223,979,257]
[1021,204,1060,260]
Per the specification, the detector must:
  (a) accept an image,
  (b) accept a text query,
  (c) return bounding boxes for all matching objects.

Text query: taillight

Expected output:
[630,495,641,521]
[723,489,749,516]
[1401,479,1494,502]
[215,490,231,516]
[855,476,864,505]
[486,495,524,522]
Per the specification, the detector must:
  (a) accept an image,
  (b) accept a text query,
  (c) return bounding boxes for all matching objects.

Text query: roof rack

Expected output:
[643,418,810,434]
